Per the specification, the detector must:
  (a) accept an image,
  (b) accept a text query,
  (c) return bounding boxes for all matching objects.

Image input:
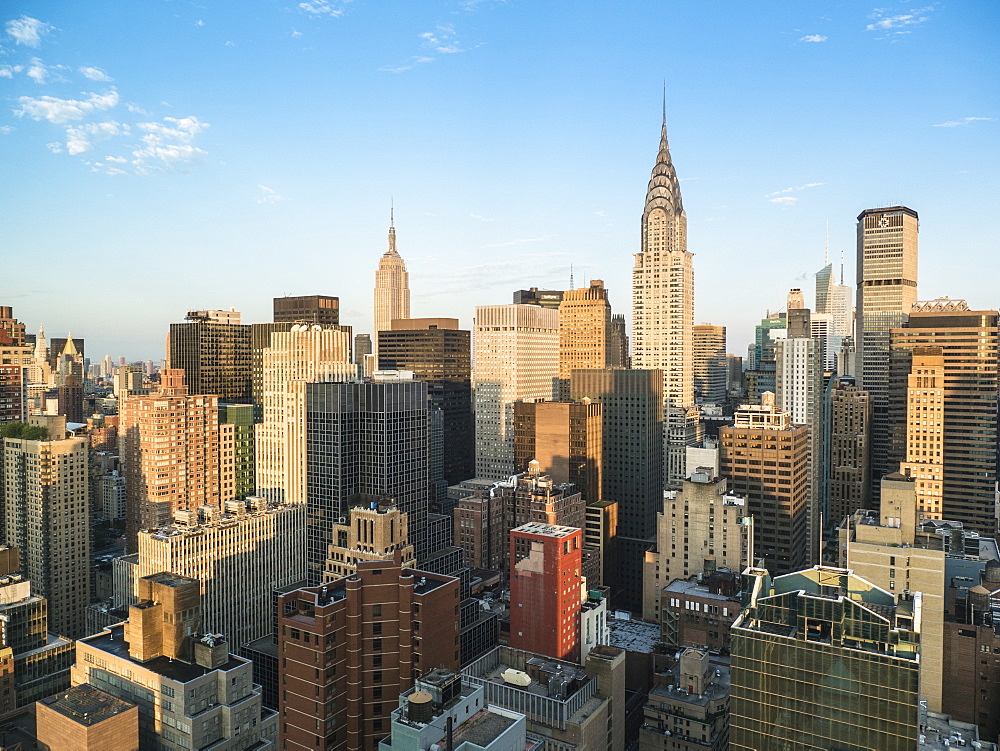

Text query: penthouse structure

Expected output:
[323,502,416,580]
[273,295,340,326]
[35,684,139,751]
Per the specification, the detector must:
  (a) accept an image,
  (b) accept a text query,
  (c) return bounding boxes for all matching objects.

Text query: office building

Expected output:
[730,565,920,751]
[0,547,74,708]
[119,370,220,551]
[692,324,727,404]
[658,570,742,651]
[512,399,602,501]
[643,468,746,621]
[2,434,90,637]
[35,684,139,751]
[639,649,730,751]
[137,499,307,645]
[378,318,473,489]
[355,333,372,366]
[558,280,622,392]
[277,556,460,751]
[168,308,252,402]
[473,304,559,481]
[828,376,871,522]
[512,287,563,309]
[374,215,410,345]
[719,394,810,576]
[379,670,529,751]
[73,572,278,749]
[255,325,354,504]
[219,402,255,500]
[898,348,945,519]
[632,110,699,484]
[745,313,785,400]
[273,294,339,325]
[584,499,618,589]
[305,376,431,581]
[888,299,998,532]
[0,307,29,424]
[323,502,416,580]
[509,523,584,662]
[461,644,626,751]
[856,206,918,502]
[571,368,663,612]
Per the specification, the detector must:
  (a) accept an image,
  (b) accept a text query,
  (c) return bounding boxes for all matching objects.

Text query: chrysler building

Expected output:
[373,209,411,350]
[632,106,700,484]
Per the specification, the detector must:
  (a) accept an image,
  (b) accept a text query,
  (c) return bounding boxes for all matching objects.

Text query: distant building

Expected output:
[828,376,871,522]
[272,294,339,325]
[658,572,741,652]
[513,399,602,502]
[374,216,410,347]
[558,280,623,393]
[168,308,252,402]
[512,287,563,309]
[693,324,727,404]
[730,565,920,750]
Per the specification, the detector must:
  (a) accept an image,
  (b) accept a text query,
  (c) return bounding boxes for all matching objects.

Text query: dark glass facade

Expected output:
[169,320,251,402]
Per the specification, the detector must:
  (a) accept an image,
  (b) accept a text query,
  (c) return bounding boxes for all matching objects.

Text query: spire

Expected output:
[35,325,47,360]
[61,332,77,356]
[661,81,668,151]
[643,91,684,238]
[385,204,399,258]
[825,219,830,265]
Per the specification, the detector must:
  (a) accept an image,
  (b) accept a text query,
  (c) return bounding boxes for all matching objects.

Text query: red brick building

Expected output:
[278,553,460,751]
[509,523,584,662]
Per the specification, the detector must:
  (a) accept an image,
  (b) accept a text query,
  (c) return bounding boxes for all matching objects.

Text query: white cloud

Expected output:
[126,103,152,115]
[5,16,53,48]
[866,6,935,38]
[0,125,14,134]
[421,24,464,53]
[64,120,129,155]
[26,58,49,84]
[105,155,128,163]
[225,40,235,47]
[765,181,824,198]
[131,115,209,170]
[256,185,285,204]
[298,0,350,17]
[379,56,434,73]
[799,34,828,42]
[79,66,113,82]
[769,196,798,206]
[15,89,120,123]
[291,29,304,38]
[932,116,993,128]
[46,141,63,153]
[195,19,205,27]
[594,210,607,217]
[470,213,495,222]
[0,65,23,78]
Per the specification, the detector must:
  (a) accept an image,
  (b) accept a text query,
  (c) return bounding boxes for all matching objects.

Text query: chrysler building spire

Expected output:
[632,101,699,485]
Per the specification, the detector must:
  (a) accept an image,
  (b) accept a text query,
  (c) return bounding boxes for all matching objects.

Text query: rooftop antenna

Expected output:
[840,248,845,285]
[570,263,574,289]
[390,197,394,228]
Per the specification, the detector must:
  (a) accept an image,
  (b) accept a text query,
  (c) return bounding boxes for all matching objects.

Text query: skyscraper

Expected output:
[305,376,431,582]
[473,304,559,480]
[512,400,602,502]
[632,107,698,484]
[558,280,619,388]
[692,324,727,403]
[373,213,410,346]
[898,348,945,519]
[272,294,339,325]
[168,308,252,403]
[828,376,871,522]
[856,205,918,500]
[378,318,473,488]
[888,299,998,532]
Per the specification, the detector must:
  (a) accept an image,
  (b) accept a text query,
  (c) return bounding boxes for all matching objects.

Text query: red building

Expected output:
[509,522,584,662]
[278,553,460,751]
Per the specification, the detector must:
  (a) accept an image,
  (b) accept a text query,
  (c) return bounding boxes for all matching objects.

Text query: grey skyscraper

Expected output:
[632,105,699,485]
[304,376,430,583]
[856,206,917,500]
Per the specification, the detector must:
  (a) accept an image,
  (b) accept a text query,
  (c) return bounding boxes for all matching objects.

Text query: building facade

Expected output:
[828,376,871,523]
[692,324,727,404]
[273,295,339,325]
[374,217,410,346]
[512,400,602,502]
[632,110,699,484]
[473,304,559,481]
[168,309,252,402]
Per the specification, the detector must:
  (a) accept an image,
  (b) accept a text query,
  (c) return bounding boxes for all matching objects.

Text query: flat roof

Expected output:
[607,616,660,653]
[452,708,516,746]
[82,625,246,684]
[510,522,579,538]
[40,683,136,726]
[663,578,739,602]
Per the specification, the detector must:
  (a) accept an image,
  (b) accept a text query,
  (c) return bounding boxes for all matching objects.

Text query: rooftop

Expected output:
[607,615,661,653]
[40,683,136,726]
[663,577,739,602]
[82,624,246,683]
[649,663,731,708]
[511,522,579,538]
[451,708,517,747]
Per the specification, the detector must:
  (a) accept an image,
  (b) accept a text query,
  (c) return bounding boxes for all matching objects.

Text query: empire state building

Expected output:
[631,107,700,484]
[373,210,410,350]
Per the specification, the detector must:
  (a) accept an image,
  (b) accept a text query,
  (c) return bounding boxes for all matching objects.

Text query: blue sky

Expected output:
[2,0,997,361]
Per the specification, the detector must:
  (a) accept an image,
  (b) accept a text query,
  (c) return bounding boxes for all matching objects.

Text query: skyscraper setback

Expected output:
[632,108,698,484]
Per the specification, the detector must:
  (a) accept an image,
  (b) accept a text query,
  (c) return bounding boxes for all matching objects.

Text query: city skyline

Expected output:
[3,1,997,359]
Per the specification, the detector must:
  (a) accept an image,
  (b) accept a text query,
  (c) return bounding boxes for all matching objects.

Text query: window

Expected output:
[373,623,382,635]
[372,604,382,617]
